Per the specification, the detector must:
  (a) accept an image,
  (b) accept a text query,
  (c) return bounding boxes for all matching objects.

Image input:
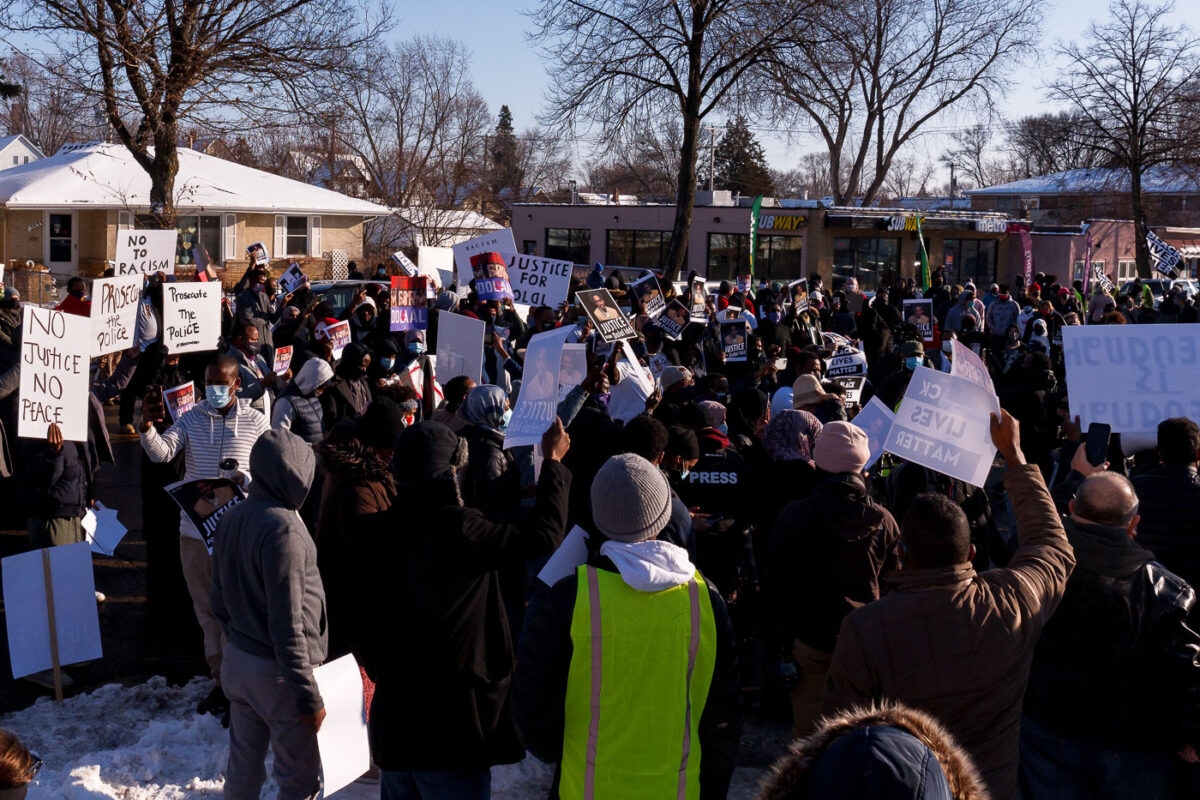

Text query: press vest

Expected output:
[561,565,717,800]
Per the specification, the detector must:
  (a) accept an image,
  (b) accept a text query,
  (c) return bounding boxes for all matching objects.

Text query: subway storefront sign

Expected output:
[758,214,806,232]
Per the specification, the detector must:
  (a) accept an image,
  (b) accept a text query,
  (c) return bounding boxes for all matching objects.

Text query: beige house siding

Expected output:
[5,209,45,262]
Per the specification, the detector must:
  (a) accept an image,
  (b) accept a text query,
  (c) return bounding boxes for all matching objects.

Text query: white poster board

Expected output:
[452,229,517,286]
[162,282,222,354]
[115,229,177,276]
[1063,324,1200,432]
[435,312,486,385]
[950,338,998,403]
[417,246,455,291]
[504,326,575,449]
[19,306,91,442]
[90,273,143,356]
[3,542,103,679]
[537,526,590,587]
[313,654,371,797]
[504,253,574,308]
[883,366,998,488]
[850,396,895,471]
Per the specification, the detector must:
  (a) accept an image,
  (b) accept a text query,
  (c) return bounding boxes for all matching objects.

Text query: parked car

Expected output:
[308,279,388,317]
[1119,278,1198,305]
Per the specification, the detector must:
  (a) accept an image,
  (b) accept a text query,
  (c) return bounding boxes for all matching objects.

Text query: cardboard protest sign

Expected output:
[850,396,895,471]
[19,306,90,442]
[162,282,221,354]
[689,278,709,320]
[884,366,998,488]
[246,242,270,267]
[950,338,997,402]
[164,478,246,552]
[659,299,691,340]
[736,274,752,294]
[903,299,935,343]
[631,273,667,318]
[537,526,590,587]
[417,245,455,291]
[558,343,588,402]
[83,501,128,557]
[788,279,809,312]
[323,320,352,360]
[578,288,636,343]
[504,326,575,449]
[435,312,485,384]
[470,252,515,301]
[162,381,195,422]
[822,331,853,350]
[273,345,293,375]
[504,253,573,307]
[3,542,103,680]
[453,229,517,286]
[391,250,419,277]
[827,347,867,378]
[390,276,429,332]
[90,273,142,356]
[720,320,748,362]
[832,375,866,406]
[115,229,177,276]
[313,654,371,797]
[278,262,308,295]
[608,342,655,424]
[1063,324,1200,432]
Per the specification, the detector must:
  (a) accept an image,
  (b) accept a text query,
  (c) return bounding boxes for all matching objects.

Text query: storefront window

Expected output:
[706,233,804,280]
[833,237,898,292]
[940,238,997,286]
[606,230,669,269]
[545,228,591,264]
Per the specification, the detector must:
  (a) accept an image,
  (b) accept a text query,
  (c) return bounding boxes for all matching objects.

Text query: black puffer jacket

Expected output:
[461,422,522,520]
[1131,464,1200,591]
[1024,517,1200,751]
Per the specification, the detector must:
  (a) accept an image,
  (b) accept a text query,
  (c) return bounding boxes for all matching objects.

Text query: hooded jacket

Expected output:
[273,359,333,444]
[323,342,372,427]
[210,429,327,715]
[759,703,988,800]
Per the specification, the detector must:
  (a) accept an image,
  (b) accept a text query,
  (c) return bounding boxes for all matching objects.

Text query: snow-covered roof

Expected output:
[391,207,501,230]
[0,141,388,215]
[893,196,972,211]
[577,191,640,206]
[968,166,1200,196]
[368,208,503,248]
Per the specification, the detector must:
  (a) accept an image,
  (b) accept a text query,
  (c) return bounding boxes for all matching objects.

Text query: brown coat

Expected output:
[823,464,1074,800]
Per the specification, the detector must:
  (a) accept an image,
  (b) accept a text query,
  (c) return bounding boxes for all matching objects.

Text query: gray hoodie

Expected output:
[210,428,328,714]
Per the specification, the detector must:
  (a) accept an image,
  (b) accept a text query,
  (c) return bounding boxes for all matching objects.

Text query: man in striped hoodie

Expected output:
[140,354,270,717]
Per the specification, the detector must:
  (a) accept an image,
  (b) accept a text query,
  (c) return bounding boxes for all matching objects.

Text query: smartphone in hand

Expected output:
[1084,422,1112,466]
[144,383,166,423]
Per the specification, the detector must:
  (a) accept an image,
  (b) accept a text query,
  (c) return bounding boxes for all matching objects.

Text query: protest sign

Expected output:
[883,366,998,488]
[19,306,90,442]
[3,542,103,681]
[320,319,351,360]
[736,274,751,294]
[608,345,654,424]
[504,326,575,449]
[558,343,587,402]
[115,229,177,276]
[163,381,195,422]
[162,282,221,354]
[470,252,515,301]
[950,338,997,403]
[720,320,748,362]
[417,245,455,291]
[619,338,654,395]
[537,526,590,587]
[390,276,429,332]
[822,332,853,350]
[278,262,307,295]
[246,242,270,267]
[832,375,866,405]
[689,278,709,320]
[453,229,517,285]
[391,250,419,277]
[578,288,636,343]
[89,273,142,356]
[788,279,809,312]
[903,299,935,343]
[435,312,485,384]
[313,654,371,797]
[1063,324,1200,432]
[659,300,691,340]
[850,397,895,471]
[827,347,867,378]
[631,273,667,318]
[273,345,293,375]
[504,253,573,308]
[164,478,246,553]
[83,501,129,557]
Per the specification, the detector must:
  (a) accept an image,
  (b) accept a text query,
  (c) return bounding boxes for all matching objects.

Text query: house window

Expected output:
[832,237,899,292]
[1118,260,1136,281]
[996,196,1014,210]
[23,156,29,164]
[286,216,309,256]
[943,239,997,285]
[10,157,16,165]
[545,228,591,263]
[1073,260,1105,282]
[606,229,669,269]
[173,215,223,265]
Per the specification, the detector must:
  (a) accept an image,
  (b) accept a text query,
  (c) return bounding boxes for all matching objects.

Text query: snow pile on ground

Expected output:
[3,676,778,798]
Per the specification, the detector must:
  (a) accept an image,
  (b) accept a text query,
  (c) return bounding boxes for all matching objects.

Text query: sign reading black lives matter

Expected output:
[163,283,222,354]
[19,306,91,442]
[578,288,637,343]
[90,273,142,357]
[115,230,177,276]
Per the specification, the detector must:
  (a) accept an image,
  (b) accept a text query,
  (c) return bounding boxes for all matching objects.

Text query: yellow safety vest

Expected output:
[561,565,717,800]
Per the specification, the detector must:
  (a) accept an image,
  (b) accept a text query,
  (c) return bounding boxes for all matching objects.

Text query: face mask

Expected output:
[402,414,415,428]
[905,356,922,371]
[500,408,513,431]
[206,384,233,407]
[377,270,387,278]
[244,342,261,357]
[942,342,953,353]
[679,468,690,481]
[253,283,265,293]
[407,342,426,356]
[716,423,728,436]
[380,357,395,370]
[767,312,780,323]
[70,289,86,299]
[1007,333,1020,344]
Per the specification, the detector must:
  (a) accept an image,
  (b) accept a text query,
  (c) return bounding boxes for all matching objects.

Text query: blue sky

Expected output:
[399,0,1200,182]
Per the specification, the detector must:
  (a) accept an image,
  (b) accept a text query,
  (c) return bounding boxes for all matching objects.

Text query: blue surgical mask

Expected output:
[206,384,233,407]
[380,357,395,370]
[680,468,690,481]
[767,312,781,323]
[407,342,426,356]
[905,356,922,371]
[500,408,513,431]
[716,423,728,436]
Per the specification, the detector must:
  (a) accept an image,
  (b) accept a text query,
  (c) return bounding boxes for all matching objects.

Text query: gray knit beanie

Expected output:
[590,453,673,543]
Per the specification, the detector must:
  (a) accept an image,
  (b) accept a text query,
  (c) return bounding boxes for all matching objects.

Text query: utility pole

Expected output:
[948,162,957,198]
[705,123,720,191]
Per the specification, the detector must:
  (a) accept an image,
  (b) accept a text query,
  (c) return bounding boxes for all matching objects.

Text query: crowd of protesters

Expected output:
[4,257,1200,800]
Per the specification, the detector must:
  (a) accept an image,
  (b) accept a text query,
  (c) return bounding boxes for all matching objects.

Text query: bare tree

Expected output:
[941,123,999,191]
[585,123,681,199]
[530,0,819,283]
[883,152,936,199]
[1000,111,1109,180]
[1,54,95,154]
[754,0,1040,207]
[1052,0,1200,276]
[6,0,389,228]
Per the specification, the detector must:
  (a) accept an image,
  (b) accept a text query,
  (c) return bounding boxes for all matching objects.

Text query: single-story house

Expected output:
[0,135,45,171]
[0,141,389,279]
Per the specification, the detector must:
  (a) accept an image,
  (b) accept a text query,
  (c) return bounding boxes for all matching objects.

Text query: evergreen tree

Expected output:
[490,105,520,194]
[0,60,19,99]
[713,116,775,197]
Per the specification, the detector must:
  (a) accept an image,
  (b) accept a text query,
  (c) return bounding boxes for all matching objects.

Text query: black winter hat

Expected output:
[392,421,463,485]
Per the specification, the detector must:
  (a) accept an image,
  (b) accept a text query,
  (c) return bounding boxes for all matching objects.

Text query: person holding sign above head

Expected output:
[228,323,291,418]
[235,268,284,351]
[139,353,271,721]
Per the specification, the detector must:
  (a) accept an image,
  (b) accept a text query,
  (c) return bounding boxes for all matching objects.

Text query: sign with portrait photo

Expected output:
[630,273,666,318]
[720,320,748,363]
[577,288,636,343]
[470,252,515,302]
[390,276,429,331]
[689,278,708,320]
[903,299,935,343]
[659,299,691,340]
[788,279,809,313]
